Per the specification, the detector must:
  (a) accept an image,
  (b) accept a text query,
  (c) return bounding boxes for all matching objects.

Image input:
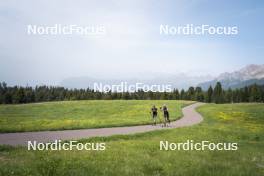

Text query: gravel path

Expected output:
[0,102,204,146]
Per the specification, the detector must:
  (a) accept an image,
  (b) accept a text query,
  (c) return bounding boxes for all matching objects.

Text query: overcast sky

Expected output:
[0,0,264,86]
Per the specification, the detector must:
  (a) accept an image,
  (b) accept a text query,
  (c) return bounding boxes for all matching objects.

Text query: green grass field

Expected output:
[0,100,191,132]
[0,102,264,176]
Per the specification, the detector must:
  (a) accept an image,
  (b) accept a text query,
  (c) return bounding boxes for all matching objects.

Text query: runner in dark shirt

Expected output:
[151,105,158,125]
[162,104,170,127]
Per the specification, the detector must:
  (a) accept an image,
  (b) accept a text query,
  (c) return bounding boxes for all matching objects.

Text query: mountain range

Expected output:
[197,64,264,90]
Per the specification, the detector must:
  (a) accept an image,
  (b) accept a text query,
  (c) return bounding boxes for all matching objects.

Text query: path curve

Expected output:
[0,103,204,146]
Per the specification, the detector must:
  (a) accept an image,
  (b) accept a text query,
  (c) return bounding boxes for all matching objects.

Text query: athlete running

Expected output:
[150,105,158,125]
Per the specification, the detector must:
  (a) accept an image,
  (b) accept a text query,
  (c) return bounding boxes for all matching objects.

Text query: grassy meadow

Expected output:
[0,103,264,175]
[0,100,191,132]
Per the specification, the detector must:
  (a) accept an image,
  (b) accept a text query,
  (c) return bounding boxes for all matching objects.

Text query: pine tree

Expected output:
[195,87,204,102]
[173,89,180,100]
[180,89,185,100]
[225,88,233,103]
[187,87,195,100]
[249,84,262,102]
[213,82,224,104]
[206,86,213,103]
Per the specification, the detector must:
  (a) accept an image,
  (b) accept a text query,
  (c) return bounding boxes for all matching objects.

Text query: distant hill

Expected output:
[198,64,264,90]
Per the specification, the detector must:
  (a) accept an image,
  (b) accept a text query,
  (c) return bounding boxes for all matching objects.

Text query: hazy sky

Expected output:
[0,0,264,85]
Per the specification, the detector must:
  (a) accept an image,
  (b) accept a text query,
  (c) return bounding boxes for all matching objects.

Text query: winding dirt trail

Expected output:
[0,103,204,146]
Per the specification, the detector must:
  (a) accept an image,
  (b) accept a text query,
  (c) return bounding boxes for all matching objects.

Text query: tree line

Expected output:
[0,82,263,104]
